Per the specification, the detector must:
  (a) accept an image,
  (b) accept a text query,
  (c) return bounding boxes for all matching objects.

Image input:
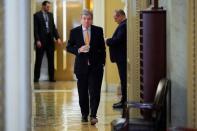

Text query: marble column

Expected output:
[0,0,4,130]
[4,0,31,130]
[185,0,197,128]
[159,0,187,127]
[127,0,140,117]
[126,0,150,117]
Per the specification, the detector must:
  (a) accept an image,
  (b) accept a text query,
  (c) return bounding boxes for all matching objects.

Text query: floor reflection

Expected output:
[32,81,121,131]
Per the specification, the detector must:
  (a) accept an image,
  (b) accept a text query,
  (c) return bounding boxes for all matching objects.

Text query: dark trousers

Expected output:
[76,65,104,117]
[116,61,127,103]
[34,37,55,81]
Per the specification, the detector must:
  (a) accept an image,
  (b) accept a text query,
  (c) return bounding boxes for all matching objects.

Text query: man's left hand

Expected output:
[105,38,110,46]
[56,38,62,46]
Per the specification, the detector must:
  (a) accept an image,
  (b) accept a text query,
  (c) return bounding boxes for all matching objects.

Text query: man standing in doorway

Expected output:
[106,9,127,108]
[34,1,62,82]
[67,9,106,125]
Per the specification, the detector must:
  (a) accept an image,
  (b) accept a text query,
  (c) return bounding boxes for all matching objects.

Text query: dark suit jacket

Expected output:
[34,11,59,48]
[66,25,106,75]
[106,19,127,63]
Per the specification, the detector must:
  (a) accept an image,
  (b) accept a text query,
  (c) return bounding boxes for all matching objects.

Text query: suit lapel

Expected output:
[79,26,85,46]
[90,25,94,46]
[38,11,46,26]
[47,13,52,28]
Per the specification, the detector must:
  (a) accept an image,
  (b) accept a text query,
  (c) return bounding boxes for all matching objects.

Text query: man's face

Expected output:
[81,15,92,29]
[113,13,122,24]
[43,3,50,12]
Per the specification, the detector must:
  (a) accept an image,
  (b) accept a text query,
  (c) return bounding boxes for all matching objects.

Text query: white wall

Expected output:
[160,0,188,126]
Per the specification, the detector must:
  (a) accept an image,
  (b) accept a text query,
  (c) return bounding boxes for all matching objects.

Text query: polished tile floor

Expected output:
[32,81,122,131]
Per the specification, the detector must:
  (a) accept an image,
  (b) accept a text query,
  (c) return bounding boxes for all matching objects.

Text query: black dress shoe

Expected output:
[81,116,88,122]
[90,117,98,125]
[113,102,123,108]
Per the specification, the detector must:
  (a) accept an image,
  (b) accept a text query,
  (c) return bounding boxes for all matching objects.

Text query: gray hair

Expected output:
[81,9,93,19]
[115,9,126,17]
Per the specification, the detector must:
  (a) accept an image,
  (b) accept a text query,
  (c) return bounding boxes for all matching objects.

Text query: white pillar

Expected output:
[92,0,106,92]
[93,0,104,28]
[4,0,31,131]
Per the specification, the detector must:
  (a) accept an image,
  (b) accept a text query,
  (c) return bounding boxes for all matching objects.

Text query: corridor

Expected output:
[32,81,121,131]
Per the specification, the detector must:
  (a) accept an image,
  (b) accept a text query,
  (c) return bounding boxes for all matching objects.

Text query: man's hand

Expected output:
[56,38,62,46]
[105,38,110,46]
[78,45,90,53]
[36,41,42,48]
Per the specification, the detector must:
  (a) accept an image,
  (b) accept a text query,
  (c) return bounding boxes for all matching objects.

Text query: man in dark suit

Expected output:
[106,9,127,108]
[67,9,106,125]
[34,1,62,82]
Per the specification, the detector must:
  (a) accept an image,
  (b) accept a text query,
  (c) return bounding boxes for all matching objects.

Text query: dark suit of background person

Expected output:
[34,1,62,82]
[106,9,127,108]
[66,10,106,125]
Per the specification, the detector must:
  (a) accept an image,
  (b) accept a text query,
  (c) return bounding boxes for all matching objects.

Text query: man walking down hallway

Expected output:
[66,9,106,125]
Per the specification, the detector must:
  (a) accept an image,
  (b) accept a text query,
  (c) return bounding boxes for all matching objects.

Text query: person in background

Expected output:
[106,9,127,108]
[34,0,62,82]
[66,9,106,125]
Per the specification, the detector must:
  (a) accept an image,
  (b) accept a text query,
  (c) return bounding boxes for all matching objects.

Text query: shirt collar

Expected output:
[82,26,91,31]
[42,10,47,14]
